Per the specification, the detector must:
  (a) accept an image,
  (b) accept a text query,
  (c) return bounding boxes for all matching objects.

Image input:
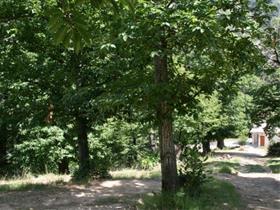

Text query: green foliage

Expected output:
[252,69,280,133]
[178,144,208,195]
[267,142,280,157]
[219,166,235,174]
[139,179,244,210]
[9,126,74,174]
[138,154,158,170]
[238,138,247,146]
[266,159,280,173]
[0,0,275,190]
[206,160,240,174]
[89,118,158,171]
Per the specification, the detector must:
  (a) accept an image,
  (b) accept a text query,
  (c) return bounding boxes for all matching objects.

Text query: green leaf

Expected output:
[54,26,68,45]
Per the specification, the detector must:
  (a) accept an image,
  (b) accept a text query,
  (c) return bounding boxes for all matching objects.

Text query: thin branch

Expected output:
[273,46,280,65]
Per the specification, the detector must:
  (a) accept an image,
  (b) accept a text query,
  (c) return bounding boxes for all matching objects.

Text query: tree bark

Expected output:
[202,140,211,155]
[155,37,178,192]
[58,157,70,174]
[217,139,225,149]
[76,115,90,175]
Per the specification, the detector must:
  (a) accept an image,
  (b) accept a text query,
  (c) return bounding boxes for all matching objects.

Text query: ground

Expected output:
[211,142,280,210]
[0,179,160,210]
[0,141,279,210]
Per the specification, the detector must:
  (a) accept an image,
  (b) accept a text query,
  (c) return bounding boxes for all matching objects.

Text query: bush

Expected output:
[267,142,280,157]
[89,118,158,171]
[138,153,159,170]
[178,144,208,195]
[9,126,74,175]
[138,179,244,210]
[219,166,234,174]
[238,138,247,146]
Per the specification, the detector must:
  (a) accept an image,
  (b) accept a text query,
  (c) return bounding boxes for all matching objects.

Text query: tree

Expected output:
[47,0,274,191]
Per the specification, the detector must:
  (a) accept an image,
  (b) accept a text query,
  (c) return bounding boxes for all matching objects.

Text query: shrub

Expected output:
[138,153,159,170]
[178,144,208,195]
[89,118,158,171]
[238,138,247,146]
[267,160,280,173]
[267,142,280,157]
[219,166,234,174]
[138,179,244,210]
[9,126,74,175]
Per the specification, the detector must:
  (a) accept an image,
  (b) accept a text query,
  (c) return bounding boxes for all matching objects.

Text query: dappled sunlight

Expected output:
[100,180,122,188]
[217,174,280,209]
[0,179,161,209]
[0,174,71,192]
[238,172,280,181]
[110,166,161,180]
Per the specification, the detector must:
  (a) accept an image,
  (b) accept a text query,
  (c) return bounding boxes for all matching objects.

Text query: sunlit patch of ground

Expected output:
[110,165,161,179]
[0,173,71,191]
[212,145,280,210]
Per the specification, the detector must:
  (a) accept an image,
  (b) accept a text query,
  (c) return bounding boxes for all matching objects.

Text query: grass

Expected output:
[218,165,236,174]
[242,164,267,173]
[110,166,161,179]
[0,167,161,192]
[266,158,280,173]
[206,159,240,174]
[207,157,268,174]
[0,173,70,192]
[138,179,244,210]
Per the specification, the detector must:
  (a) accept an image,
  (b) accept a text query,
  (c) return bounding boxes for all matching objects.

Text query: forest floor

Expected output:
[0,178,160,209]
[211,144,280,210]
[0,143,279,210]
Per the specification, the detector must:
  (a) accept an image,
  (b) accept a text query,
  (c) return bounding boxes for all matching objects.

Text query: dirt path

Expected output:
[1,145,279,210]
[215,146,280,210]
[0,179,160,210]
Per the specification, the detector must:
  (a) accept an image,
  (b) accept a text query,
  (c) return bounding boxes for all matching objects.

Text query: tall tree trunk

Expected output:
[0,123,8,167]
[155,37,178,192]
[202,140,211,155]
[217,139,225,149]
[58,157,70,174]
[76,115,90,175]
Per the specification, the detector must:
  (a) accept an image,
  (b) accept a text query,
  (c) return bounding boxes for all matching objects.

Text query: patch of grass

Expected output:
[0,183,52,191]
[110,166,161,180]
[206,160,240,174]
[94,195,139,206]
[219,166,236,174]
[266,159,280,173]
[0,174,70,192]
[138,179,244,210]
[242,164,267,173]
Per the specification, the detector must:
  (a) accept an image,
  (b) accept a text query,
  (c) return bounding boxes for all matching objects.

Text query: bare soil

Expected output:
[0,145,279,210]
[215,146,280,210]
[0,179,160,210]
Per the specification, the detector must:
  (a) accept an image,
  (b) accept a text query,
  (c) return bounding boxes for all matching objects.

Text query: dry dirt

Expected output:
[0,146,279,210]
[215,146,280,210]
[0,179,160,210]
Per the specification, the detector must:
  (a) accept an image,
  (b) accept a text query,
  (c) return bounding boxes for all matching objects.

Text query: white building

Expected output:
[250,124,269,147]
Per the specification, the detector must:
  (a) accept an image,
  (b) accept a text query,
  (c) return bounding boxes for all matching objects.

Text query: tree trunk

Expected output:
[58,157,70,174]
[155,37,178,192]
[0,123,8,167]
[76,115,90,175]
[202,140,211,155]
[217,139,225,149]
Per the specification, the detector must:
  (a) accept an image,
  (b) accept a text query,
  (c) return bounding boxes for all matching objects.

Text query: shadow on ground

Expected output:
[0,179,160,210]
[214,151,265,159]
[216,174,280,210]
